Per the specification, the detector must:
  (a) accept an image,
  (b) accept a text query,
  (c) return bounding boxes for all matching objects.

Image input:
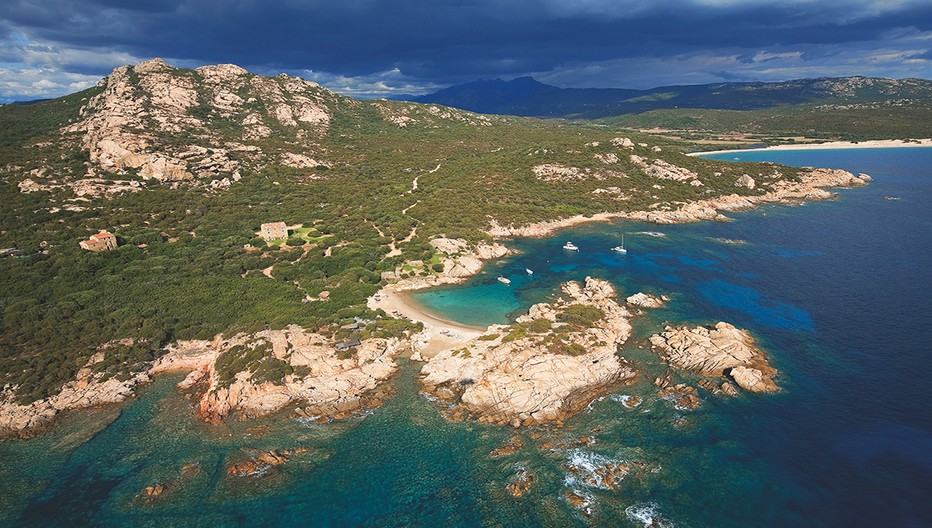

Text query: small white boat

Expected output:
[497,276,511,284]
[563,241,579,251]
[525,268,534,275]
[611,234,627,254]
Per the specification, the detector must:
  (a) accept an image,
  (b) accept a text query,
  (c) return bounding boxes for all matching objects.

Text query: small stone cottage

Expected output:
[260,222,288,241]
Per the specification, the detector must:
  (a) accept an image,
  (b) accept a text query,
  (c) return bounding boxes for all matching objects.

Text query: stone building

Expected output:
[79,231,118,252]
[260,222,288,241]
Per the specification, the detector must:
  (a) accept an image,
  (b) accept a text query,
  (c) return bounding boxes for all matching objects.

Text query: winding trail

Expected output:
[401,200,419,215]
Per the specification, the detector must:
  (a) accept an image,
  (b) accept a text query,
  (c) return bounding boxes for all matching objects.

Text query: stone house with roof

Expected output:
[79,231,118,252]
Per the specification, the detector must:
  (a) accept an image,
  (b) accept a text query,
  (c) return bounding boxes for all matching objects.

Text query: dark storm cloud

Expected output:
[1,0,931,100]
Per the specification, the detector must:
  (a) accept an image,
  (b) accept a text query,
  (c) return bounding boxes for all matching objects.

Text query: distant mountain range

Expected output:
[408,76,932,119]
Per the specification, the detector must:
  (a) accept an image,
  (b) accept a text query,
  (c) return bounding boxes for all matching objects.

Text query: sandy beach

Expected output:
[368,286,488,358]
[688,138,932,157]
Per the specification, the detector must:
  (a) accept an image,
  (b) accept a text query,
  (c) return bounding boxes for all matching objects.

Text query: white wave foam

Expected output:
[609,394,642,408]
[625,502,675,527]
[563,449,629,490]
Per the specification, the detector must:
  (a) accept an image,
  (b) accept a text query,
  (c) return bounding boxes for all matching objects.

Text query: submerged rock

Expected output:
[506,467,535,497]
[564,489,595,517]
[140,484,165,500]
[657,383,701,410]
[564,450,631,491]
[489,435,525,458]
[226,446,309,478]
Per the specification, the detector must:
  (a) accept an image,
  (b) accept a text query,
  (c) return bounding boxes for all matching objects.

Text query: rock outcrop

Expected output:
[427,237,510,279]
[226,447,310,478]
[625,292,666,309]
[736,174,756,189]
[420,278,636,426]
[630,155,700,183]
[155,326,404,423]
[729,365,776,393]
[649,322,778,392]
[506,467,535,497]
[62,58,338,192]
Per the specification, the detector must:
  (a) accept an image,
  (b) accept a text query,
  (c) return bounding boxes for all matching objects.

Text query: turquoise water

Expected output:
[3,148,932,526]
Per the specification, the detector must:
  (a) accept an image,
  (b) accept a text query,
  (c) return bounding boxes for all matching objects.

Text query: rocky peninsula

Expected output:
[419,277,637,427]
[0,58,877,441]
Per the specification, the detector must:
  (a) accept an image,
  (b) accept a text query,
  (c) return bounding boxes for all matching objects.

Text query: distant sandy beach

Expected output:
[688,138,932,157]
[369,287,488,358]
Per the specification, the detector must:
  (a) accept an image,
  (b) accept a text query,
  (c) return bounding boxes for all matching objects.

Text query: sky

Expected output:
[1,0,931,102]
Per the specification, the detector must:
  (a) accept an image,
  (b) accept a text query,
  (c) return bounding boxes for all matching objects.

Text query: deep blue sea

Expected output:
[2,148,931,527]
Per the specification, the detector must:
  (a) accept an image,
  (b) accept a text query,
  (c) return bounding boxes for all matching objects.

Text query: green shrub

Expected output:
[564,343,588,356]
[528,318,552,333]
[557,305,605,327]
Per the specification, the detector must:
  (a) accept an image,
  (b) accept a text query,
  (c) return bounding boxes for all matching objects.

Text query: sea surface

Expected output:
[2,148,931,527]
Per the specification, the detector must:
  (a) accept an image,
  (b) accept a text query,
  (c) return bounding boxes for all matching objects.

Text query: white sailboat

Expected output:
[525,268,534,275]
[611,234,627,254]
[563,241,579,251]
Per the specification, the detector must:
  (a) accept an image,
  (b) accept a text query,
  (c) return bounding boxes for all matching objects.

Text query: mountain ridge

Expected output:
[410,75,932,119]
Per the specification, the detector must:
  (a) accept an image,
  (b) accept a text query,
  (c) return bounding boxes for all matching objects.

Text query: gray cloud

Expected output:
[0,0,930,101]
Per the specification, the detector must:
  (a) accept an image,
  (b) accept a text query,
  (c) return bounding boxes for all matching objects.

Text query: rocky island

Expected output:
[650,322,779,393]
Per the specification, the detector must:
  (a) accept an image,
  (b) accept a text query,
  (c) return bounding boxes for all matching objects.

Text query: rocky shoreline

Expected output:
[485,167,871,238]
[0,326,407,438]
